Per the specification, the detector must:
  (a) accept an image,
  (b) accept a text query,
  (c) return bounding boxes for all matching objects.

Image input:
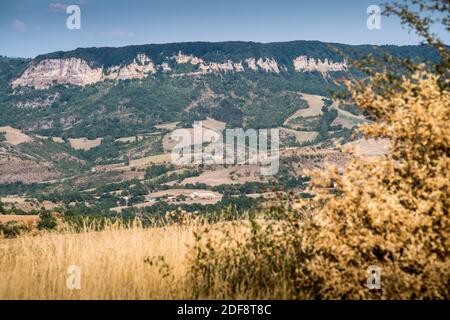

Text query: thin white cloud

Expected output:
[11,20,27,32]
[98,29,136,38]
[49,1,87,11]
[48,3,68,12]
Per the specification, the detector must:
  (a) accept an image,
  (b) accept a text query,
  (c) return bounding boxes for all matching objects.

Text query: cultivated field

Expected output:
[162,126,221,152]
[68,138,103,151]
[178,164,266,186]
[332,107,368,129]
[202,117,226,130]
[0,126,33,145]
[95,153,172,173]
[155,122,180,130]
[279,127,319,144]
[284,93,325,124]
[0,154,61,184]
[110,189,223,212]
[115,135,145,143]
[35,135,65,143]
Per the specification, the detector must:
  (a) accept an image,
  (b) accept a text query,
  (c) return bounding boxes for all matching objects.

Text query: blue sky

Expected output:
[0,0,448,58]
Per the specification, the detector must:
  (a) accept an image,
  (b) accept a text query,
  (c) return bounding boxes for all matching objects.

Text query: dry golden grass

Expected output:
[186,70,449,299]
[68,138,103,151]
[0,215,39,227]
[0,223,198,300]
[0,126,33,145]
[93,154,172,173]
[35,135,65,144]
[115,135,145,143]
[283,93,325,124]
[178,164,265,187]
[202,117,226,130]
[121,154,171,168]
[155,122,180,130]
[278,127,319,144]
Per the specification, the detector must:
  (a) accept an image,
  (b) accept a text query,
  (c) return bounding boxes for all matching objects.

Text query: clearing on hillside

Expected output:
[163,126,222,152]
[279,127,319,144]
[202,117,226,130]
[176,164,267,186]
[0,126,33,145]
[111,189,223,212]
[332,107,368,129]
[155,122,180,130]
[69,138,103,151]
[284,93,326,125]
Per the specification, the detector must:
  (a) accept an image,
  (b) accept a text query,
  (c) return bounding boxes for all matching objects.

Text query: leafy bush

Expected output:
[37,212,58,230]
[189,71,449,300]
[0,221,29,238]
[145,164,175,180]
[187,1,449,299]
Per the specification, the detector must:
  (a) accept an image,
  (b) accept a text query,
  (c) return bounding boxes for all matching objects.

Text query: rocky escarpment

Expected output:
[10,40,437,89]
[293,56,347,76]
[12,58,103,88]
[12,54,157,89]
[104,54,156,80]
[12,52,347,89]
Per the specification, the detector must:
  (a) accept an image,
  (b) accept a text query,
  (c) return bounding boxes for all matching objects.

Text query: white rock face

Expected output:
[13,54,157,89]
[256,58,280,73]
[12,50,348,89]
[200,61,239,73]
[105,54,156,80]
[174,52,205,65]
[161,62,172,72]
[245,58,280,73]
[293,56,347,76]
[245,58,258,71]
[174,52,244,74]
[12,58,103,89]
[233,62,244,72]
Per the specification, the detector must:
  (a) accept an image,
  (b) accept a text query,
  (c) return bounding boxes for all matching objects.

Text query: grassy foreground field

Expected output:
[0,223,201,300]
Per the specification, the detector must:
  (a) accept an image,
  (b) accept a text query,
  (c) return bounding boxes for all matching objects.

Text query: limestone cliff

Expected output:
[293,56,347,76]
[12,51,348,89]
[12,54,157,89]
[12,58,103,89]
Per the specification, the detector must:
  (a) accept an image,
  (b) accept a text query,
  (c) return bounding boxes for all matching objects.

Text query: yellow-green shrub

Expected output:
[188,66,449,300]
